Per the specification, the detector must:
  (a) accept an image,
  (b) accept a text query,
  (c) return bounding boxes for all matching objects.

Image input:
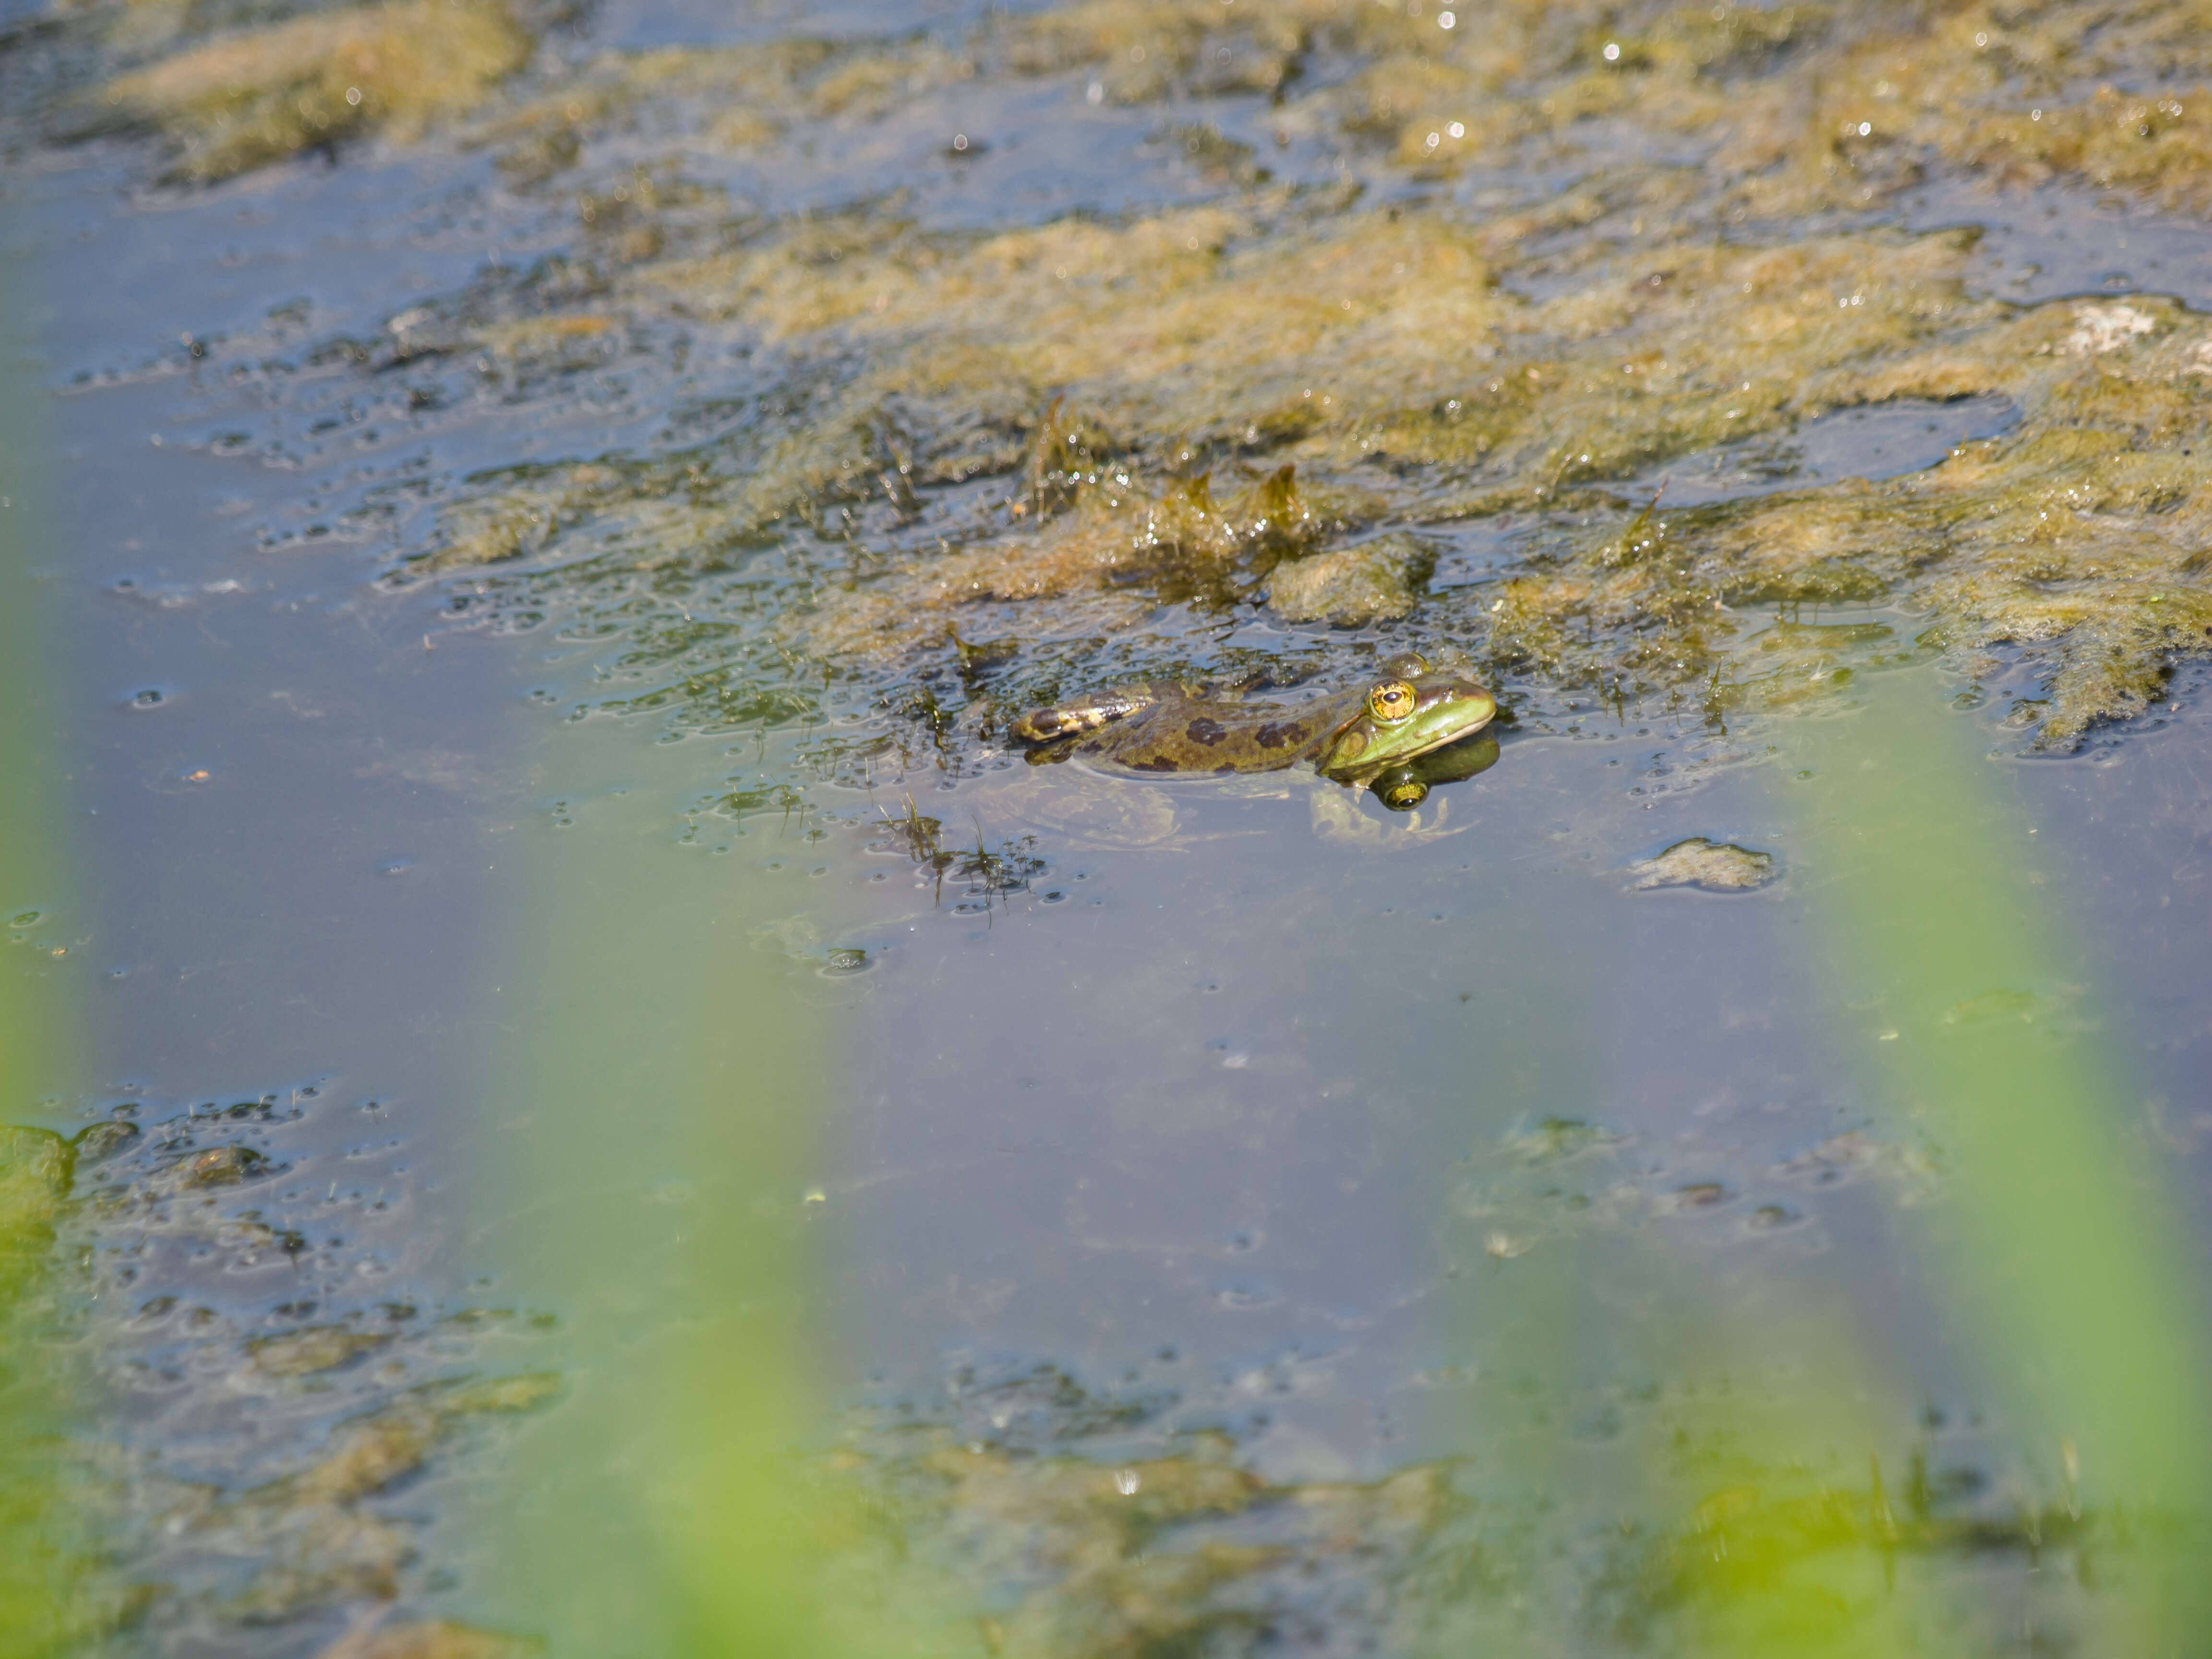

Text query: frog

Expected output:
[1010,652,1497,786]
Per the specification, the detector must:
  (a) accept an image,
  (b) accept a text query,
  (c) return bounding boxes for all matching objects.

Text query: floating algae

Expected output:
[1268,531,1436,625]
[150,0,2197,760]
[0,1097,561,1653]
[1626,836,1778,892]
[815,1358,2129,1658]
[94,0,533,182]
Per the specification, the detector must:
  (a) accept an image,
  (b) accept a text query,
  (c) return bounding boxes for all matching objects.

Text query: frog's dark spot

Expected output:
[1254,721,1309,749]
[1214,762,1240,774]
[1129,755,1181,772]
[1185,717,1229,745]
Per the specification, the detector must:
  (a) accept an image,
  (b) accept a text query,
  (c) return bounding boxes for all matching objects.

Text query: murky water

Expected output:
[9,0,2212,1653]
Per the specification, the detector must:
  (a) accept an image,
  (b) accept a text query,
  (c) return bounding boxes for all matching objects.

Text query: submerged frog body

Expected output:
[1012,653,1496,784]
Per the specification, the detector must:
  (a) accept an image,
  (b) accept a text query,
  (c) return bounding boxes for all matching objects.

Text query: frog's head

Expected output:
[1312,661,1496,781]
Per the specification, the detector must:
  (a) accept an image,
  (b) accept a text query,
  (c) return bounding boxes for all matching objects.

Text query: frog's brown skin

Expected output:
[1012,653,1496,783]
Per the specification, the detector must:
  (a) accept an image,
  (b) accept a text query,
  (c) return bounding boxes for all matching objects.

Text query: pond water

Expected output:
[8,1,2212,1655]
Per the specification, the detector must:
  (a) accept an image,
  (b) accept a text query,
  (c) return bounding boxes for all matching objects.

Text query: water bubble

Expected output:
[132,688,165,708]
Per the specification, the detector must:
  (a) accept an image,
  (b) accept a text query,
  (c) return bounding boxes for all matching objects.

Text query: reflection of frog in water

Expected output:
[1367,730,1500,811]
[1010,653,1497,802]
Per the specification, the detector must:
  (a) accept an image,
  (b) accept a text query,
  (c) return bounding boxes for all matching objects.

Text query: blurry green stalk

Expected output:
[1770,666,2212,1649]
[1463,664,2212,1654]
[0,255,88,1657]
[481,775,926,1655]
[1637,667,2212,1653]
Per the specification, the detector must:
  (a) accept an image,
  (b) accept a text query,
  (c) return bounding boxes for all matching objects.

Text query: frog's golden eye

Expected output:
[1368,679,1417,723]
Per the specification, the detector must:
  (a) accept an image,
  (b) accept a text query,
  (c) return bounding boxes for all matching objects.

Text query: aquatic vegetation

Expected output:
[366,152,2208,753]
[96,0,532,181]
[1625,837,1777,892]
[826,1360,2139,1657]
[0,1094,565,1652]
[1267,531,1434,625]
[867,799,1048,910]
[338,0,2212,756]
[0,1130,97,1656]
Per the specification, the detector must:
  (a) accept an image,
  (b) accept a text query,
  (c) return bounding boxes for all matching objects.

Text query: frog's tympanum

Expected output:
[1012,652,1496,788]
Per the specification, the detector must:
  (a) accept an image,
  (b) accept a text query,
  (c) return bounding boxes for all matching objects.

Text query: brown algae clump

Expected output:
[100,0,532,181]
[1627,838,1778,893]
[1268,532,1435,625]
